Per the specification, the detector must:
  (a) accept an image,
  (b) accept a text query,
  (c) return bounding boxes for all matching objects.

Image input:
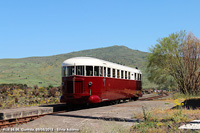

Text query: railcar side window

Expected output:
[104,67,107,77]
[94,66,99,76]
[128,72,130,79]
[121,70,124,79]
[138,74,140,80]
[86,66,93,76]
[140,74,142,80]
[112,69,116,78]
[135,73,137,80]
[76,66,84,76]
[107,68,111,77]
[99,66,103,76]
[125,71,127,79]
[117,70,120,78]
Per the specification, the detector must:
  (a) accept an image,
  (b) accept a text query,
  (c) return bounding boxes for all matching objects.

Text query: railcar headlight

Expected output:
[88,82,93,86]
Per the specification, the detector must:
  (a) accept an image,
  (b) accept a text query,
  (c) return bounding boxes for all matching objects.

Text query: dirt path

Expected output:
[13,99,174,132]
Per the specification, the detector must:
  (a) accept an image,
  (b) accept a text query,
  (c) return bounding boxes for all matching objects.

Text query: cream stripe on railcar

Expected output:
[62,57,142,80]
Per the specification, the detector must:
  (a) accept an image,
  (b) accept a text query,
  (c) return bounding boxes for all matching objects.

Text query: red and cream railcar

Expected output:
[60,57,142,104]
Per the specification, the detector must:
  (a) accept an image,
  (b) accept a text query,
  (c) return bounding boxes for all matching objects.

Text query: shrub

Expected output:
[33,85,38,90]
[15,97,19,103]
[48,87,57,97]
[0,84,62,109]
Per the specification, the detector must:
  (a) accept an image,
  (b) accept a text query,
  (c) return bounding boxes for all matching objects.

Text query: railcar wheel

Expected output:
[122,99,127,103]
[133,97,139,101]
[129,98,132,101]
[110,101,115,105]
[66,103,73,110]
[116,99,120,104]
[109,100,120,105]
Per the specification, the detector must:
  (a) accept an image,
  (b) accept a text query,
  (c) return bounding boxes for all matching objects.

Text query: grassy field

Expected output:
[0,45,156,88]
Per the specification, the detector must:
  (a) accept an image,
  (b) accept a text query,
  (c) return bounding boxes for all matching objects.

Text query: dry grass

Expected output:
[134,108,200,122]
[131,93,200,133]
[131,108,200,133]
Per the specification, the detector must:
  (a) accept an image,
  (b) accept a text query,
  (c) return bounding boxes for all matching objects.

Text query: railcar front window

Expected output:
[76,66,84,76]
[94,66,99,76]
[62,66,66,77]
[86,66,93,76]
[64,66,75,77]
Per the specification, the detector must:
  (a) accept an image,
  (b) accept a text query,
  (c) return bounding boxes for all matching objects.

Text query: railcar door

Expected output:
[101,66,108,101]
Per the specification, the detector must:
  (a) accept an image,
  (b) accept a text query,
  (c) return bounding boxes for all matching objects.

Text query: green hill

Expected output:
[0,45,156,88]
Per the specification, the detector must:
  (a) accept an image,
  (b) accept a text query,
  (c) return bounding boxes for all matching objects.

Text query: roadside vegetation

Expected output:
[131,93,200,133]
[0,84,62,109]
[133,30,200,133]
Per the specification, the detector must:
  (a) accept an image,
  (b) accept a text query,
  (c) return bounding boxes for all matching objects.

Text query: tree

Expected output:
[146,31,200,95]
[181,33,200,94]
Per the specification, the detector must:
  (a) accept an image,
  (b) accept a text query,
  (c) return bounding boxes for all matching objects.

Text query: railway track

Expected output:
[138,94,167,101]
[0,94,168,129]
[0,110,67,129]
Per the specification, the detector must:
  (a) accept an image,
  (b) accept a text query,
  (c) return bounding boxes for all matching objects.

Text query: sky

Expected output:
[0,0,200,59]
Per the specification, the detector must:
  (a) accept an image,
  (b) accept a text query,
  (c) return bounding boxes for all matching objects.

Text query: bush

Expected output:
[0,84,62,109]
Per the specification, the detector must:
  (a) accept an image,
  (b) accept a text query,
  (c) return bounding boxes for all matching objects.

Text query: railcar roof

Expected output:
[62,57,141,73]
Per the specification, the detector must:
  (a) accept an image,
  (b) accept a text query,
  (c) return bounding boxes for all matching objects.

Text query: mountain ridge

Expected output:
[0,45,155,88]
